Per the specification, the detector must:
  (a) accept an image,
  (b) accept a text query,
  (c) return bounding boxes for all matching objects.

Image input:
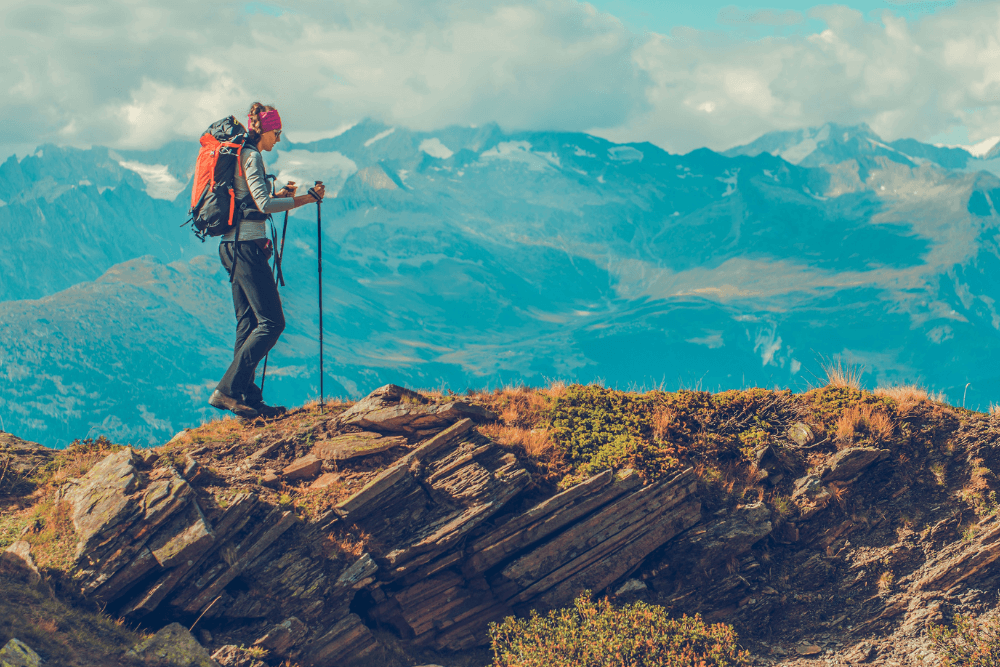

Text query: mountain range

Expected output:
[3,119,1000,446]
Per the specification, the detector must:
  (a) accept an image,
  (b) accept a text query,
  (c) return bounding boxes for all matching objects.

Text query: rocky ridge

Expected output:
[4,382,1000,665]
[5,384,701,665]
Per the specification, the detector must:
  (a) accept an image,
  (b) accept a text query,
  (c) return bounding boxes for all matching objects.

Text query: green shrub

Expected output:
[489,592,750,667]
[929,613,1000,666]
[547,386,682,480]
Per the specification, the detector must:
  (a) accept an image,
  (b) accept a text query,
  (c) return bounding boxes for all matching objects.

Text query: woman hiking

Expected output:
[208,102,325,419]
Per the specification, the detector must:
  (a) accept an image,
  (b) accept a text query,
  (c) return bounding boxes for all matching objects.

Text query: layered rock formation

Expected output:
[49,385,712,663]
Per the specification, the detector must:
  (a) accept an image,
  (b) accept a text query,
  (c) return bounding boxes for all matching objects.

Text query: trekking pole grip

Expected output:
[308,180,323,202]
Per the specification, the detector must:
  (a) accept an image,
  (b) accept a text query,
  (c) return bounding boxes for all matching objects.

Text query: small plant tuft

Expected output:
[824,359,864,391]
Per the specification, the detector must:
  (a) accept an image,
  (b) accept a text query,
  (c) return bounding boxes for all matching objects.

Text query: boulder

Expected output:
[0,638,42,667]
[614,578,648,596]
[313,432,407,460]
[0,540,41,586]
[787,422,814,446]
[822,447,890,482]
[126,623,219,666]
[336,384,497,433]
[792,474,832,518]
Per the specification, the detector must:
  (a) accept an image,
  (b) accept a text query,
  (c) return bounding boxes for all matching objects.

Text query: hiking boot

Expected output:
[248,400,286,418]
[209,389,259,419]
[244,382,264,405]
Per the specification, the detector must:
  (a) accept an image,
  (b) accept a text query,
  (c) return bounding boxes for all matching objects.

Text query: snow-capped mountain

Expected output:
[4,120,1000,446]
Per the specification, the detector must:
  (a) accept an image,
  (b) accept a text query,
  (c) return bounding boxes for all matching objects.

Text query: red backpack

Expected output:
[185,116,252,241]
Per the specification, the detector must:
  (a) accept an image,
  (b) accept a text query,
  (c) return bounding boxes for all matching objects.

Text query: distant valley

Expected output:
[3,120,1000,446]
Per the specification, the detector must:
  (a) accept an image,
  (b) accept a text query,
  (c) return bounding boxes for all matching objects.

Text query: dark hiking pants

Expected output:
[216,241,285,400]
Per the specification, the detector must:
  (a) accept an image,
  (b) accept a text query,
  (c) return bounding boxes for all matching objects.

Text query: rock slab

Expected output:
[336,384,498,433]
[0,639,42,667]
[283,454,322,480]
[822,447,890,482]
[312,432,407,460]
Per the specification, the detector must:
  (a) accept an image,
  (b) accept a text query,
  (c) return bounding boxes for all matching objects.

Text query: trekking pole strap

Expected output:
[277,211,289,286]
[228,218,242,283]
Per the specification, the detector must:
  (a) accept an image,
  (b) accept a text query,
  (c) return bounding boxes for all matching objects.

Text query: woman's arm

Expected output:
[244,150,295,213]
[269,177,326,210]
[284,182,325,208]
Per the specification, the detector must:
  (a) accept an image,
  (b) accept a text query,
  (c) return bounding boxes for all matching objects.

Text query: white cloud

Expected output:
[4,0,1000,158]
[595,3,1000,152]
[0,0,646,157]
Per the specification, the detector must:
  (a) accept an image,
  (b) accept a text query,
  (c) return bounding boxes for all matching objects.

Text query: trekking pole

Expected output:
[309,181,325,412]
[260,209,288,396]
[259,176,282,394]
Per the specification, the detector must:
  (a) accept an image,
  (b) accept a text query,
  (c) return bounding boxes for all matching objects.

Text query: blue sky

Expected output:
[2,0,997,157]
[588,0,957,34]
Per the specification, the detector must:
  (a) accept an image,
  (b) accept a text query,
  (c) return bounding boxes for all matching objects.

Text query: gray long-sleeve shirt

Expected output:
[222,146,294,241]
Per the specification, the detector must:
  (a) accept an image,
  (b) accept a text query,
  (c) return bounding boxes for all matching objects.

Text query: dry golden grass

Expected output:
[479,423,554,459]
[990,402,1000,418]
[828,482,847,507]
[835,403,894,446]
[877,571,895,592]
[322,526,370,564]
[470,383,557,432]
[651,406,676,441]
[823,360,864,390]
[875,385,928,415]
[542,380,568,401]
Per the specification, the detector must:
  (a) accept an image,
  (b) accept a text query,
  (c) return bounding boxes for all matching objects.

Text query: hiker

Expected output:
[208,102,326,419]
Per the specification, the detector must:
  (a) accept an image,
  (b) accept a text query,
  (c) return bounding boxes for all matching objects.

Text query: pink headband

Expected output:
[253,109,282,133]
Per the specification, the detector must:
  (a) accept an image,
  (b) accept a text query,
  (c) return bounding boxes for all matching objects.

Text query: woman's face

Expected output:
[259,128,281,152]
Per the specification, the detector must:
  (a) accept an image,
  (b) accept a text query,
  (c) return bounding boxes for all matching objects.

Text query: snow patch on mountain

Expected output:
[687,332,724,348]
[608,146,643,162]
[271,149,358,196]
[940,136,1000,159]
[718,170,738,196]
[778,125,829,164]
[118,160,186,200]
[420,138,454,159]
[479,141,555,171]
[364,127,396,147]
